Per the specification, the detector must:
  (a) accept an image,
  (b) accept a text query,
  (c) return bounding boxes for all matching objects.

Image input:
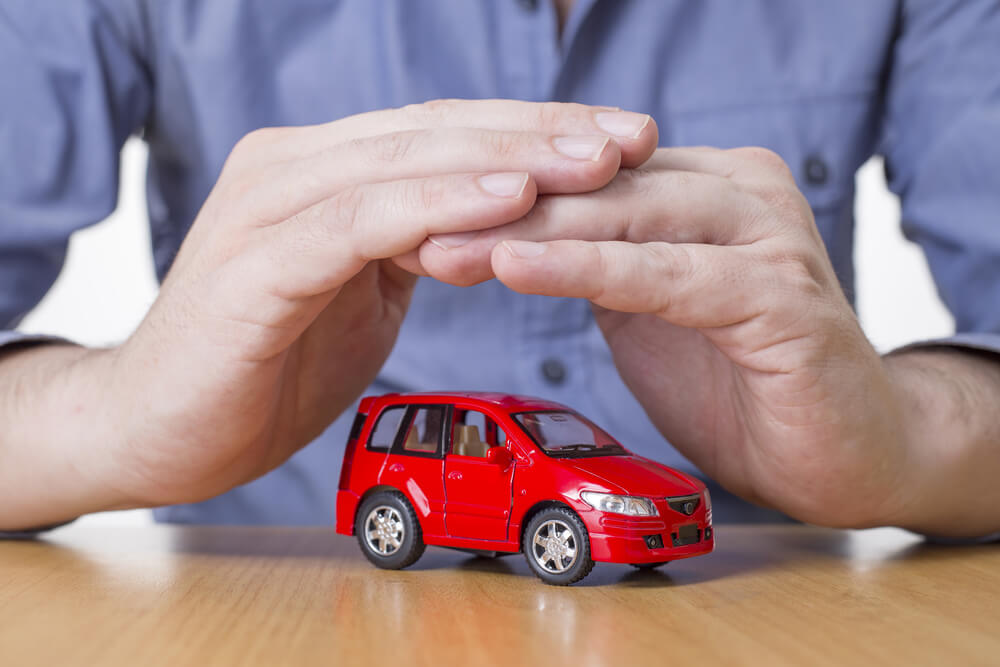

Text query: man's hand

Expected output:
[0,100,659,528]
[416,147,935,531]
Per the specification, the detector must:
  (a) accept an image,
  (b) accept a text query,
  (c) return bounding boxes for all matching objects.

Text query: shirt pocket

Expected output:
[663,94,879,211]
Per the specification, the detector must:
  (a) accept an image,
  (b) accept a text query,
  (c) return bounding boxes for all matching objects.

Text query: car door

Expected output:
[443,407,515,541]
[377,404,448,537]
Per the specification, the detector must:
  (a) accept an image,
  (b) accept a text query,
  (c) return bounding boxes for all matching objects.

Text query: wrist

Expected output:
[59,344,147,512]
[0,343,138,529]
[880,348,1000,536]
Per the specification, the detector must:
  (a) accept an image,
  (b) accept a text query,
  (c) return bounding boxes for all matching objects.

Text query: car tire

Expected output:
[523,507,594,586]
[355,491,426,570]
[629,561,670,570]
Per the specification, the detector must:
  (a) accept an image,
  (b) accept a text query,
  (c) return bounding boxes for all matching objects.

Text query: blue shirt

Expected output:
[2,0,999,526]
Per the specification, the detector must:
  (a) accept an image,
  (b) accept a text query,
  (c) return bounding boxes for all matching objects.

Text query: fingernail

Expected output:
[552,135,610,161]
[429,231,478,250]
[478,172,529,198]
[594,111,651,139]
[502,240,547,258]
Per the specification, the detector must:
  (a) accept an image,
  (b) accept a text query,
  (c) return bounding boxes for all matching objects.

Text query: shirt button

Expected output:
[804,155,829,186]
[540,358,567,385]
[517,0,539,10]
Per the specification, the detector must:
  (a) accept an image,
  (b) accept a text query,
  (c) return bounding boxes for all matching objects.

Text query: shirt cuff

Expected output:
[0,330,70,351]
[892,332,1000,357]
[923,532,1000,545]
[0,520,75,539]
[891,332,1000,544]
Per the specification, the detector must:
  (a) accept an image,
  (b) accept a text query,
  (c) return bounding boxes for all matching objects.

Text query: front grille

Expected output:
[667,494,701,516]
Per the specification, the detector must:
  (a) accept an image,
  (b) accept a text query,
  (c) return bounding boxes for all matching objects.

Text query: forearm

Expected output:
[885,347,1000,538]
[0,343,130,530]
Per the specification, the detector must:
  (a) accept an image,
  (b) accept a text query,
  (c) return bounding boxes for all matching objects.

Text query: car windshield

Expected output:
[513,411,627,458]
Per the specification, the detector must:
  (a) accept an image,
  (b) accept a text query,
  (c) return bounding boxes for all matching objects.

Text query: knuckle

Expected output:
[230,127,283,159]
[221,130,266,178]
[761,243,829,297]
[653,242,696,286]
[608,167,669,208]
[648,249,684,314]
[217,176,255,207]
[405,177,448,212]
[330,186,367,245]
[403,98,458,122]
[752,179,811,222]
[730,146,792,176]
[481,130,523,160]
[365,129,424,164]
[233,128,268,153]
[644,168,700,199]
[534,101,568,129]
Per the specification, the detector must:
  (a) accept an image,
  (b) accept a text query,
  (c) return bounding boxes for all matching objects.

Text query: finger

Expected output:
[240,171,536,307]
[255,100,658,168]
[413,167,763,286]
[642,146,794,185]
[235,128,622,225]
[490,239,767,329]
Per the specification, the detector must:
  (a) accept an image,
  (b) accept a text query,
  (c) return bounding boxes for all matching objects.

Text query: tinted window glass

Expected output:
[348,412,366,442]
[400,406,445,456]
[368,406,406,451]
[451,409,507,458]
[514,411,625,458]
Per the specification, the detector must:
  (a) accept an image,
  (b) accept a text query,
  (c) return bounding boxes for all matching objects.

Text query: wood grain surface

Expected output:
[1,523,997,666]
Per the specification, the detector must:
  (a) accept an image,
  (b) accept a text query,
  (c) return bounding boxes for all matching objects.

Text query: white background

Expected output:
[16,139,955,526]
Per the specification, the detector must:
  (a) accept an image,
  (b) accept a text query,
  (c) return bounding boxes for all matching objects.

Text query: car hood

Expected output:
[564,455,701,497]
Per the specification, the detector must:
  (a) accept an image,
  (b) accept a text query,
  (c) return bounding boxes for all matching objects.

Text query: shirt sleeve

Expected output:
[0,1,151,537]
[879,1,1000,544]
[880,1,1000,357]
[0,0,151,332]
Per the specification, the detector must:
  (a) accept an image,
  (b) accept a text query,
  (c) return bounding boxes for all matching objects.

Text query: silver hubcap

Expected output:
[364,505,405,556]
[531,519,578,574]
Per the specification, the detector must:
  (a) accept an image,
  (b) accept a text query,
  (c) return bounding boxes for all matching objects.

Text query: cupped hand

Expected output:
[101,100,658,507]
[418,147,908,527]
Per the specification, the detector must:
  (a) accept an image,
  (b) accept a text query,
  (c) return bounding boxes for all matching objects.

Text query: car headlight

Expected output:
[580,491,658,517]
[703,488,712,522]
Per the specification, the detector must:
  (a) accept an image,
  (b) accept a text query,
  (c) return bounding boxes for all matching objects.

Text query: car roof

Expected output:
[359,391,571,413]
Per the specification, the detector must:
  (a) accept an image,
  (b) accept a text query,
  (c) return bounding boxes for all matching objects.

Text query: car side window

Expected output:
[450,410,506,458]
[367,406,406,452]
[397,406,446,457]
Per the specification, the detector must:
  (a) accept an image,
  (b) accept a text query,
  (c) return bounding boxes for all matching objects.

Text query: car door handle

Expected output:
[388,463,404,473]
[447,471,463,481]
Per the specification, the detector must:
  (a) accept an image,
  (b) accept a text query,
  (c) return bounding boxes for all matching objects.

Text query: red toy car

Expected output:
[336,392,713,585]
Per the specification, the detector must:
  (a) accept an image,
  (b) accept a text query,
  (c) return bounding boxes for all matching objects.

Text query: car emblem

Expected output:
[683,502,694,515]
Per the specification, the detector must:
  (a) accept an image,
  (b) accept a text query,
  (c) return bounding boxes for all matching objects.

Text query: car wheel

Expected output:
[355,491,426,570]
[629,561,670,570]
[523,507,594,585]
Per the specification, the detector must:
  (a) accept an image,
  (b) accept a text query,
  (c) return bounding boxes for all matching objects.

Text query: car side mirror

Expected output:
[486,446,512,467]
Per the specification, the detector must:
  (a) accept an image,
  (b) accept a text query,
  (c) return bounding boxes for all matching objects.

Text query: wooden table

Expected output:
[1,524,998,666]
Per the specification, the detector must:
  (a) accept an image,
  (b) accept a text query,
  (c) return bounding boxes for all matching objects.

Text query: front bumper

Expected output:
[583,500,714,564]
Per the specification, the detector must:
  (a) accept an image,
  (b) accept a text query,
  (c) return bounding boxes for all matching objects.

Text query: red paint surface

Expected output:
[336,392,714,565]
